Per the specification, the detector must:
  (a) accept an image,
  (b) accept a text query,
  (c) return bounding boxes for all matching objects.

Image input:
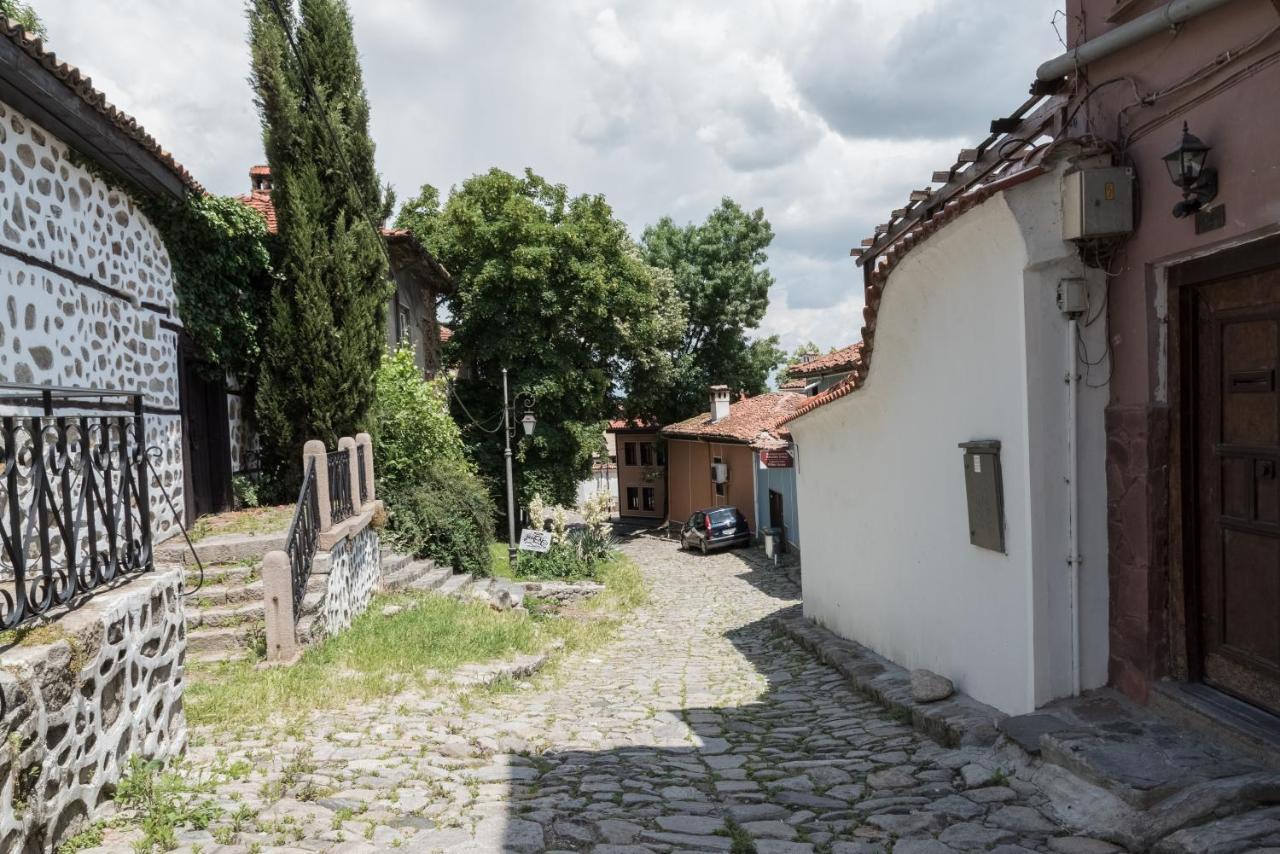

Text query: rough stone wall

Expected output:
[321,525,380,637]
[226,384,258,477]
[0,568,187,852]
[0,98,185,536]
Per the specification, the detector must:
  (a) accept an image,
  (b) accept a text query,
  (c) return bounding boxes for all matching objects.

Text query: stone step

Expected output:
[186,645,254,665]
[183,562,259,589]
[406,566,452,592]
[156,531,286,567]
[381,551,412,576]
[187,600,264,629]
[381,559,439,592]
[185,625,257,659]
[185,579,264,608]
[435,572,473,596]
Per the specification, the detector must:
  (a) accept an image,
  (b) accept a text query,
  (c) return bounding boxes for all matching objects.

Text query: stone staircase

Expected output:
[157,533,518,664]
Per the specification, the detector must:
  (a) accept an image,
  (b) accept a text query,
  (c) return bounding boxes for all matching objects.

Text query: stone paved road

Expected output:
[156,536,1119,853]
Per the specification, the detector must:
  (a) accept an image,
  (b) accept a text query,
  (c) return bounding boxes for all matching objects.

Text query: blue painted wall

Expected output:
[754,452,800,551]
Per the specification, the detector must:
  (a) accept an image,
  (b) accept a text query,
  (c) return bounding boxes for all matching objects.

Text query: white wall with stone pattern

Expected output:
[321,525,380,636]
[789,163,1109,715]
[0,98,185,538]
[0,568,187,851]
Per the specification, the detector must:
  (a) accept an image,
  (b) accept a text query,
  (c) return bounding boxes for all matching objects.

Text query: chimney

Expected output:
[250,165,272,192]
[709,385,731,423]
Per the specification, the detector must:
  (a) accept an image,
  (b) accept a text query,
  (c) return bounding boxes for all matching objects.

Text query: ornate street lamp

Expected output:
[1162,122,1217,218]
[501,369,536,563]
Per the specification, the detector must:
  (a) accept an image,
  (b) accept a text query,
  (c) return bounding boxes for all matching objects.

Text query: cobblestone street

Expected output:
[162,536,1118,854]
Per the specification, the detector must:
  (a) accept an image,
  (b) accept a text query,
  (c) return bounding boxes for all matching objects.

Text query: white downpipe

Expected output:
[1066,315,1082,697]
[1037,0,1248,81]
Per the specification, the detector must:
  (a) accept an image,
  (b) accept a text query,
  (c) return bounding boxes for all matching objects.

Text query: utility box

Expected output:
[1062,167,1134,241]
[959,440,1005,553]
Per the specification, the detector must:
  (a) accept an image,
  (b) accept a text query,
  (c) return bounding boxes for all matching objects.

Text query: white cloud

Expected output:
[33,0,1066,354]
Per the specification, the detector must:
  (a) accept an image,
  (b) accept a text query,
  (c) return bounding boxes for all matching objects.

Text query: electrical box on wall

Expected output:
[959,440,1005,553]
[1062,167,1134,241]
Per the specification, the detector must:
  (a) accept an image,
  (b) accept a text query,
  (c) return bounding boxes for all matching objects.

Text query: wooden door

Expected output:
[181,355,233,519]
[1194,265,1280,714]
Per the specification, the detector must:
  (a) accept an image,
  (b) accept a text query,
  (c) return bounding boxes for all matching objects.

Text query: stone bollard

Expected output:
[338,436,362,514]
[261,550,299,663]
[355,432,376,503]
[303,439,332,532]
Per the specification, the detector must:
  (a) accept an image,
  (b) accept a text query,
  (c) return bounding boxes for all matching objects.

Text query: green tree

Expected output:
[0,1,44,36]
[395,171,681,509]
[640,199,784,423]
[248,0,392,492]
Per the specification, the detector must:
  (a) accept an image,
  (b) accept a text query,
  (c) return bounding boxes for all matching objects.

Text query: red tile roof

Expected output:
[439,325,453,343]
[778,378,809,391]
[239,188,277,232]
[1,17,203,194]
[663,392,805,446]
[788,342,863,378]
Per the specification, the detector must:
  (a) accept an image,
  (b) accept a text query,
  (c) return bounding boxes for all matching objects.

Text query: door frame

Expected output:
[1171,234,1280,687]
[178,336,233,522]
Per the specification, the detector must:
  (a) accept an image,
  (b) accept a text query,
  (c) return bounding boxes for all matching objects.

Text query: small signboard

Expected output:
[760,450,793,469]
[518,529,553,553]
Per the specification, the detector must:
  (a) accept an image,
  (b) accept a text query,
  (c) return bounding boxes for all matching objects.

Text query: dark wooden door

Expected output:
[180,356,233,520]
[1194,265,1280,714]
[769,489,784,530]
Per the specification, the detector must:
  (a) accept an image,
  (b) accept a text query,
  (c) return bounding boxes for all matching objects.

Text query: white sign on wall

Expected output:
[518,529,553,553]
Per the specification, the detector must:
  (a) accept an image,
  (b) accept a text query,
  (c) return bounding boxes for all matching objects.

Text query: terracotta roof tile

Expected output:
[788,342,863,378]
[238,189,277,232]
[778,378,809,391]
[663,392,805,446]
[439,325,453,342]
[1,17,203,194]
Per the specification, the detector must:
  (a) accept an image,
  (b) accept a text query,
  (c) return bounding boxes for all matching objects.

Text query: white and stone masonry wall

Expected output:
[322,524,380,637]
[0,98,185,535]
[0,568,187,852]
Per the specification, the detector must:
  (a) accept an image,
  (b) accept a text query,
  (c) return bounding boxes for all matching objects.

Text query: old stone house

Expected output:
[0,19,200,537]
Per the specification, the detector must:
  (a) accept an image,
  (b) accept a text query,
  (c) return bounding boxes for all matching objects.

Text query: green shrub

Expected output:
[231,474,260,509]
[370,345,494,575]
[515,492,615,580]
[382,457,493,576]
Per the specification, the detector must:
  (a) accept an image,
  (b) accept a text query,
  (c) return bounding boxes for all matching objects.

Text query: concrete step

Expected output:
[406,566,452,592]
[381,559,439,592]
[184,562,259,589]
[381,551,412,576]
[187,601,264,629]
[185,579,264,608]
[186,645,254,665]
[435,572,473,596]
[157,531,285,567]
[185,625,257,659]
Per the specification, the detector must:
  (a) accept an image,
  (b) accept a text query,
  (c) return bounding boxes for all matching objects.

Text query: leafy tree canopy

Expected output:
[395,170,682,508]
[0,1,44,36]
[640,199,784,423]
[248,0,391,491]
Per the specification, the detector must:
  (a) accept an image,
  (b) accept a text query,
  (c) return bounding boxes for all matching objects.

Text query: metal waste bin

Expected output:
[762,527,781,560]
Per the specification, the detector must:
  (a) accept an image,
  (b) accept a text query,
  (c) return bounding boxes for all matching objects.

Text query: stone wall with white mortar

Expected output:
[0,568,187,851]
[321,524,380,637]
[0,98,185,537]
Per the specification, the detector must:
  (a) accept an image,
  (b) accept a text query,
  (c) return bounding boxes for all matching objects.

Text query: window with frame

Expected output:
[624,442,637,466]
[715,482,727,497]
[640,443,654,466]
[642,487,655,511]
[626,486,639,510]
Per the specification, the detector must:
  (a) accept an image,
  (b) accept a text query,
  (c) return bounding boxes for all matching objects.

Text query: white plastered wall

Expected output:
[790,163,1108,714]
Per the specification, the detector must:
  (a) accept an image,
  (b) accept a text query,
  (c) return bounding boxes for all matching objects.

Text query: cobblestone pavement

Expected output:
[155,536,1120,853]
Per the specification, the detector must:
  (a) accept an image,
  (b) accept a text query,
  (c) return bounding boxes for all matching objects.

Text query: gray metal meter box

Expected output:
[959,440,1005,553]
[1062,167,1134,241]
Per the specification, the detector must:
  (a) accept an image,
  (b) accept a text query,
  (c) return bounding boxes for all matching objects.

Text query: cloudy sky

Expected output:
[39,0,1064,354]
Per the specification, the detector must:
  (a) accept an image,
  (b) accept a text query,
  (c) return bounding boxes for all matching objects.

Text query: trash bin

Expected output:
[762,527,780,560]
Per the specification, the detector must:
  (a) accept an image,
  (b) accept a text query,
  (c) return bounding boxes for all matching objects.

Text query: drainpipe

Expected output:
[1066,312,1082,697]
[1036,0,1249,81]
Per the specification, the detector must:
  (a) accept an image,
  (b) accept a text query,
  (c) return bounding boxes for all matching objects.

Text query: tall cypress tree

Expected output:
[248,0,391,492]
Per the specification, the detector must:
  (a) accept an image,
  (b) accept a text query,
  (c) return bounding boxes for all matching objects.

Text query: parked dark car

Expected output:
[680,507,751,554]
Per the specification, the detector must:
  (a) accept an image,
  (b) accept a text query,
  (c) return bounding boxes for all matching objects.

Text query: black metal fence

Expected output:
[357,444,369,505]
[328,449,353,523]
[284,457,321,617]
[0,384,154,630]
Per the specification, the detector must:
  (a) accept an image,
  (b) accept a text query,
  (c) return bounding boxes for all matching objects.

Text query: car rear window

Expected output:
[709,508,738,523]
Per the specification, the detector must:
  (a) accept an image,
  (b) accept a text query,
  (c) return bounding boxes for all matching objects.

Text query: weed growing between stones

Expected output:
[114,756,222,853]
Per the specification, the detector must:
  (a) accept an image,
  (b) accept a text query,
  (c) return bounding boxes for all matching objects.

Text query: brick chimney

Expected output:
[709,385,731,423]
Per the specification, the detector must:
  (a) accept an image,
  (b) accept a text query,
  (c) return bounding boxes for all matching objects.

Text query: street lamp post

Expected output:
[501,368,536,565]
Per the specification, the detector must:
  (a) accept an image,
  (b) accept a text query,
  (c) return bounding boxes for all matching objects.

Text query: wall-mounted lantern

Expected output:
[1162,122,1218,218]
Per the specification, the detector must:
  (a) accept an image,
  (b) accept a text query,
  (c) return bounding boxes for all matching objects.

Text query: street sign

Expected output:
[518,529,553,553]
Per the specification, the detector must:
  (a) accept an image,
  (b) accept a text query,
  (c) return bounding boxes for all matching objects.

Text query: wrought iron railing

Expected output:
[0,384,153,631]
[357,444,369,505]
[284,457,321,617]
[328,449,352,523]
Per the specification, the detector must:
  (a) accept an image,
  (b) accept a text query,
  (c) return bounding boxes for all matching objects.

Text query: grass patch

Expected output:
[187,552,645,732]
[188,505,294,543]
[490,542,513,578]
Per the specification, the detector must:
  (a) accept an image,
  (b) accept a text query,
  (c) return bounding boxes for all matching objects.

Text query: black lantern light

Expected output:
[1162,122,1217,218]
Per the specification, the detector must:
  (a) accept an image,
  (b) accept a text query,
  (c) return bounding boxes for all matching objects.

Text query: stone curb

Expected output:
[771,607,1005,748]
